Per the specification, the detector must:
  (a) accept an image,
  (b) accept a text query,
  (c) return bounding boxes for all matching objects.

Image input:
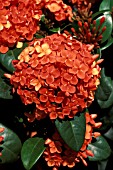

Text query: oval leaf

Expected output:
[55,113,86,152]
[98,159,108,170]
[88,136,111,161]
[95,14,112,43]
[21,137,45,170]
[95,68,113,108]
[0,123,22,163]
[49,27,60,33]
[0,51,15,72]
[104,127,113,140]
[92,10,111,19]
[101,36,113,51]
[99,0,113,11]
[0,67,12,99]
[0,43,28,73]
[0,76,12,99]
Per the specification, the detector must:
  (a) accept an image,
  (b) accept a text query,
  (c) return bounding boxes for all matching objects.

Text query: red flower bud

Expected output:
[78,21,82,27]
[102,26,106,32]
[93,20,96,25]
[84,22,89,28]
[100,16,105,24]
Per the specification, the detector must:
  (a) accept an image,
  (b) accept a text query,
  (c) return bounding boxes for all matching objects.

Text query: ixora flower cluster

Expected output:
[44,112,102,170]
[5,33,102,120]
[0,0,73,53]
[0,0,43,53]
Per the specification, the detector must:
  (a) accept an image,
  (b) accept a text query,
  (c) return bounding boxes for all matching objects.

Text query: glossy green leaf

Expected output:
[0,43,28,73]
[97,104,113,131]
[0,51,15,73]
[96,48,101,59]
[0,76,12,99]
[0,123,22,163]
[92,10,111,19]
[34,34,44,39]
[55,113,86,152]
[95,14,112,43]
[0,66,13,99]
[98,159,108,170]
[21,137,45,170]
[49,27,60,32]
[0,67,4,77]
[88,136,111,161]
[108,105,113,124]
[95,68,113,108]
[101,36,113,51]
[104,127,113,140]
[41,14,45,22]
[99,0,113,11]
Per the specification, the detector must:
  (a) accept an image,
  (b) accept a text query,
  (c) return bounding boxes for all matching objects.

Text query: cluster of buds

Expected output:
[43,112,102,170]
[0,127,4,157]
[69,0,99,9]
[5,33,103,120]
[70,4,106,47]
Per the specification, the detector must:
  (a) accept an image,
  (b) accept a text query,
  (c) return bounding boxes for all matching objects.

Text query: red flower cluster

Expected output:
[44,0,73,21]
[0,0,74,53]
[5,33,102,120]
[0,0,43,53]
[44,112,102,169]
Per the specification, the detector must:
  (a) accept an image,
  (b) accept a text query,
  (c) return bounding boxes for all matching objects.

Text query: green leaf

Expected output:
[21,137,45,170]
[95,14,112,43]
[0,66,13,99]
[97,105,113,131]
[0,123,22,163]
[101,36,113,51]
[104,127,113,140]
[34,34,44,39]
[92,10,111,19]
[0,43,28,73]
[95,68,113,108]
[55,113,86,152]
[41,14,45,22]
[96,48,101,59]
[0,51,15,73]
[99,0,113,11]
[108,105,113,124]
[0,76,12,99]
[49,27,60,33]
[98,159,108,170]
[88,136,111,161]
